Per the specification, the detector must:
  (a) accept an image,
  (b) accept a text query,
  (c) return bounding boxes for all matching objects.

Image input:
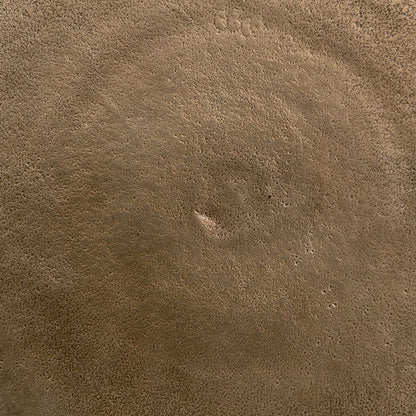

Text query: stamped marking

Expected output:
[228,10,242,31]
[214,11,228,30]
[214,10,264,37]
[241,20,252,37]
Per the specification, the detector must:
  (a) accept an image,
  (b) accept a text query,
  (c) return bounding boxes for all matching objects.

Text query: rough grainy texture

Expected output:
[1,1,416,415]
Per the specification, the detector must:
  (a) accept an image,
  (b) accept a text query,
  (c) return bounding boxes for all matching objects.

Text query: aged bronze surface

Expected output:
[1,1,415,415]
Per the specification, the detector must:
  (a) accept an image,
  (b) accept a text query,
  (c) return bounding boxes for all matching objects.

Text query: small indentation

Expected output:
[194,211,229,239]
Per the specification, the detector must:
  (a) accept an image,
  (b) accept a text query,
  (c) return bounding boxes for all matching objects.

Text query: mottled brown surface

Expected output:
[1,1,416,415]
